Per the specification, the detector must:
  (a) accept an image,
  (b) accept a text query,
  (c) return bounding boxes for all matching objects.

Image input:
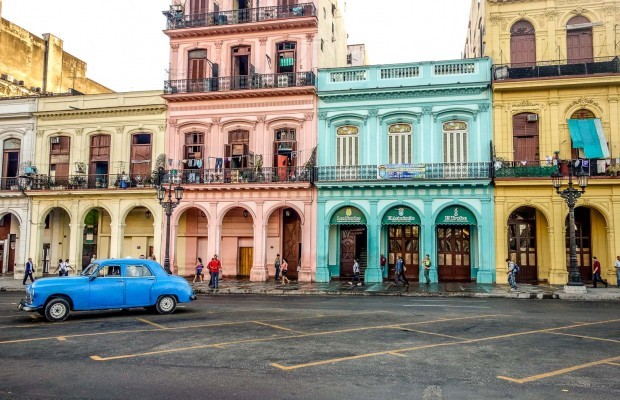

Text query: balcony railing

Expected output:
[7,174,157,191]
[0,177,21,191]
[169,166,313,185]
[494,159,620,178]
[165,72,315,94]
[164,3,316,30]
[493,56,620,80]
[315,163,492,182]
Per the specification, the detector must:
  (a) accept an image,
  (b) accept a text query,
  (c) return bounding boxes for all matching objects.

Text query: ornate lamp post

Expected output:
[157,172,184,274]
[552,163,588,288]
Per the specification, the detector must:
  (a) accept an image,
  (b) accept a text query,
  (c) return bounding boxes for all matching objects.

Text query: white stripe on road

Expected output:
[403,305,492,309]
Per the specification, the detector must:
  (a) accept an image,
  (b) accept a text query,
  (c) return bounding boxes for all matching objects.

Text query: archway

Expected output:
[176,207,209,276]
[328,206,367,279]
[266,206,302,279]
[221,207,254,277]
[82,208,112,269]
[508,206,550,283]
[0,212,20,273]
[381,205,421,282]
[435,205,477,282]
[564,206,607,283]
[41,208,71,274]
[122,206,155,260]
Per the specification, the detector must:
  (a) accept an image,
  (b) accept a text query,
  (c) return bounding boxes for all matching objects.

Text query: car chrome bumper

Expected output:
[18,300,38,312]
[190,291,197,301]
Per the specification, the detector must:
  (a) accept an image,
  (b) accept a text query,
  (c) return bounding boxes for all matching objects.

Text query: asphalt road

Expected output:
[0,292,618,400]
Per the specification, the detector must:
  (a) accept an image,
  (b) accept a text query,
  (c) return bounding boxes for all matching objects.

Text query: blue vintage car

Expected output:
[18,259,196,322]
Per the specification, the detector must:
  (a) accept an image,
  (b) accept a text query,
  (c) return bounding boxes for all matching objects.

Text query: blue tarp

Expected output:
[568,118,610,159]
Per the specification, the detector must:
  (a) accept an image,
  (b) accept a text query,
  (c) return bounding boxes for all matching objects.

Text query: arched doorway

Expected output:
[82,208,112,269]
[221,207,254,277]
[564,206,606,283]
[266,207,302,279]
[41,208,71,274]
[0,212,20,273]
[566,16,593,63]
[436,206,476,282]
[382,206,421,282]
[122,206,155,260]
[510,20,536,66]
[508,207,538,282]
[329,206,367,279]
[177,207,209,276]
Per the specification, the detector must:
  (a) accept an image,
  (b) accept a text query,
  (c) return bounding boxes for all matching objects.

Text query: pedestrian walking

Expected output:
[352,259,361,286]
[208,255,221,288]
[90,254,97,264]
[592,256,608,288]
[23,257,35,285]
[274,254,281,282]
[281,258,290,284]
[193,257,204,284]
[506,258,518,291]
[63,259,73,276]
[53,258,65,277]
[380,254,387,278]
[394,256,409,287]
[423,254,432,284]
[615,256,620,287]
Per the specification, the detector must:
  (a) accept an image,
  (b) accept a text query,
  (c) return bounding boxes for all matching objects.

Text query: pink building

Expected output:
[162,0,347,281]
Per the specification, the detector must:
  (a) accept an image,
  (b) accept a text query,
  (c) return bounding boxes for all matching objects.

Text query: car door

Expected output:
[124,264,156,307]
[88,264,125,309]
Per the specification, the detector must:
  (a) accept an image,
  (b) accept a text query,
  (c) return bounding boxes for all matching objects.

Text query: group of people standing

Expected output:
[193,255,222,288]
[388,254,432,287]
[274,254,290,284]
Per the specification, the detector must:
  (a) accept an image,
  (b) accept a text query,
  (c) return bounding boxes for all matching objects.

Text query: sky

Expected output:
[2,0,472,92]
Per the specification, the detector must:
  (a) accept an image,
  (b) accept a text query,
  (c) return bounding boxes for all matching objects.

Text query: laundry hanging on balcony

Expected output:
[567,118,610,159]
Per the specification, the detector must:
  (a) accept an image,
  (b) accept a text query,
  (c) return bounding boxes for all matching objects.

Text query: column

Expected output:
[27,223,45,279]
[315,201,330,282]
[250,204,268,281]
[422,200,437,282]
[476,199,495,283]
[298,202,314,282]
[68,220,83,273]
[207,202,220,259]
[364,201,382,283]
[109,222,125,259]
[605,227,617,284]
[548,198,568,284]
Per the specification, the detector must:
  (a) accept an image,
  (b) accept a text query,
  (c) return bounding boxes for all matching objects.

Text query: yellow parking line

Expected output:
[137,318,168,330]
[388,352,408,357]
[396,328,467,340]
[497,356,620,384]
[57,337,67,341]
[545,332,620,344]
[253,321,304,334]
[90,314,504,361]
[606,362,620,367]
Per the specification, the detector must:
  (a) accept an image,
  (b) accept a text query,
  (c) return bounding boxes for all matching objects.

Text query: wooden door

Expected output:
[190,0,207,15]
[508,208,538,283]
[130,134,152,179]
[567,17,593,63]
[388,225,420,281]
[566,208,592,282]
[0,243,3,272]
[50,136,70,183]
[437,226,471,282]
[282,210,301,279]
[510,20,536,66]
[512,113,539,162]
[7,234,15,273]
[239,247,253,276]
[339,228,356,277]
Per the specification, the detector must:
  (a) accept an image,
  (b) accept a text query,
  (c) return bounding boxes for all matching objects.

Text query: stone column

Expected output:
[548,198,568,284]
[109,222,126,259]
[422,200,437,282]
[476,199,495,283]
[315,201,330,282]
[364,201,382,283]
[298,201,314,282]
[68,220,83,273]
[250,203,268,281]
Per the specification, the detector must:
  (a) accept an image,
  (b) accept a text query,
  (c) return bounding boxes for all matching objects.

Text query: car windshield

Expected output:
[81,263,99,276]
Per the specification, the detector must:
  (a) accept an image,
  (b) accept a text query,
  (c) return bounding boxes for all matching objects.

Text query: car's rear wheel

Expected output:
[155,295,177,315]
[44,297,70,322]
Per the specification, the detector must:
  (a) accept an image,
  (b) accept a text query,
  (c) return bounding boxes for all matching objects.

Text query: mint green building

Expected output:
[316,58,495,284]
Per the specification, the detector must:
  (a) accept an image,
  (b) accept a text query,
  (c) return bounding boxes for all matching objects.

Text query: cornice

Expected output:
[163,86,316,102]
[164,17,318,40]
[34,105,168,121]
[319,85,488,103]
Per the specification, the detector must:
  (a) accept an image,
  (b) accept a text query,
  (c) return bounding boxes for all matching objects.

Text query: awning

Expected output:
[330,207,366,225]
[382,206,420,225]
[436,206,477,226]
[568,118,610,159]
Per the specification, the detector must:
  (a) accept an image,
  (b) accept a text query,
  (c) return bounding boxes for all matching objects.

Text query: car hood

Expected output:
[32,276,88,287]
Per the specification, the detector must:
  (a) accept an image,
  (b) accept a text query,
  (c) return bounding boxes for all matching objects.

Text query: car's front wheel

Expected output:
[44,297,70,322]
[155,295,177,315]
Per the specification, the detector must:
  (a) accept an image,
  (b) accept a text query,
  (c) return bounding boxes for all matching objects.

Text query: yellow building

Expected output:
[465,0,620,285]
[29,91,166,274]
[0,0,112,97]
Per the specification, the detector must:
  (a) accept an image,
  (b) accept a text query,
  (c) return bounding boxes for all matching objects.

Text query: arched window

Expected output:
[387,123,412,164]
[569,108,596,159]
[442,121,468,163]
[2,138,20,189]
[336,126,359,166]
[512,113,539,162]
[510,20,536,66]
[566,16,593,63]
[130,133,152,180]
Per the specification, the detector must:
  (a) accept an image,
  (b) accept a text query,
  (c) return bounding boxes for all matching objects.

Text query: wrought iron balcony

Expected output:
[493,56,620,81]
[494,159,620,178]
[166,166,313,185]
[315,163,492,182]
[164,3,316,30]
[13,174,157,191]
[164,72,315,94]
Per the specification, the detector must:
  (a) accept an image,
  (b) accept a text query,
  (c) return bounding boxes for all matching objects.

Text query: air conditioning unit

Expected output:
[527,114,538,122]
[494,66,509,80]
[277,75,289,87]
[51,137,60,144]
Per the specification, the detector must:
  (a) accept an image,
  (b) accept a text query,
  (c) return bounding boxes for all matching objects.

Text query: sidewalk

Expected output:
[2,275,619,301]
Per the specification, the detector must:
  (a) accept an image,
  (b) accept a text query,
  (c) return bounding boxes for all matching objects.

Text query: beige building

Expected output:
[465,0,620,285]
[0,0,112,97]
[28,91,166,274]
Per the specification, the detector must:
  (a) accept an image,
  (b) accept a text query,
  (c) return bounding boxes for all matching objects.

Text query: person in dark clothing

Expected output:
[592,256,608,288]
[394,256,409,287]
[23,258,35,285]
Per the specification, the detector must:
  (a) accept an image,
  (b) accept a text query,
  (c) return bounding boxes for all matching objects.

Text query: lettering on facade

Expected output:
[386,208,416,223]
[335,207,362,223]
[443,207,469,223]
[377,164,425,179]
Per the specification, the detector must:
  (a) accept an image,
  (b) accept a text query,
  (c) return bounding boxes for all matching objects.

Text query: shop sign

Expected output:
[377,164,426,180]
[330,207,366,225]
[382,206,420,225]
[436,206,476,225]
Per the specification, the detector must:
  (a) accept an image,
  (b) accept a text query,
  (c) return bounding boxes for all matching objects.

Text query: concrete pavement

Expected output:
[2,274,619,300]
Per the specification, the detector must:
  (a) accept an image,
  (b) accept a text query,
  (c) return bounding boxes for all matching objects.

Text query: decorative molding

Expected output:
[570,7,587,15]
[368,109,378,118]
[422,106,432,115]
[212,117,221,125]
[256,115,267,123]
[602,4,616,15]
[158,125,166,133]
[36,130,44,137]
[214,41,223,49]
[115,126,124,134]
[513,99,539,108]
[258,37,268,44]
[304,113,314,121]
[320,87,487,103]
[564,97,600,114]
[305,33,314,42]
[490,14,502,25]
[318,112,328,120]
[74,128,83,136]
[479,103,490,112]
[34,106,167,121]
[171,44,180,51]
[545,9,558,20]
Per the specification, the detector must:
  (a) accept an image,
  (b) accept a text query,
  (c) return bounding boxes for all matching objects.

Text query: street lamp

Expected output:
[157,171,184,274]
[551,161,588,287]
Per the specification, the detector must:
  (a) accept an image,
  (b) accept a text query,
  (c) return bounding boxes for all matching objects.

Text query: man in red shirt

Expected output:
[592,256,608,288]
[208,255,222,289]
